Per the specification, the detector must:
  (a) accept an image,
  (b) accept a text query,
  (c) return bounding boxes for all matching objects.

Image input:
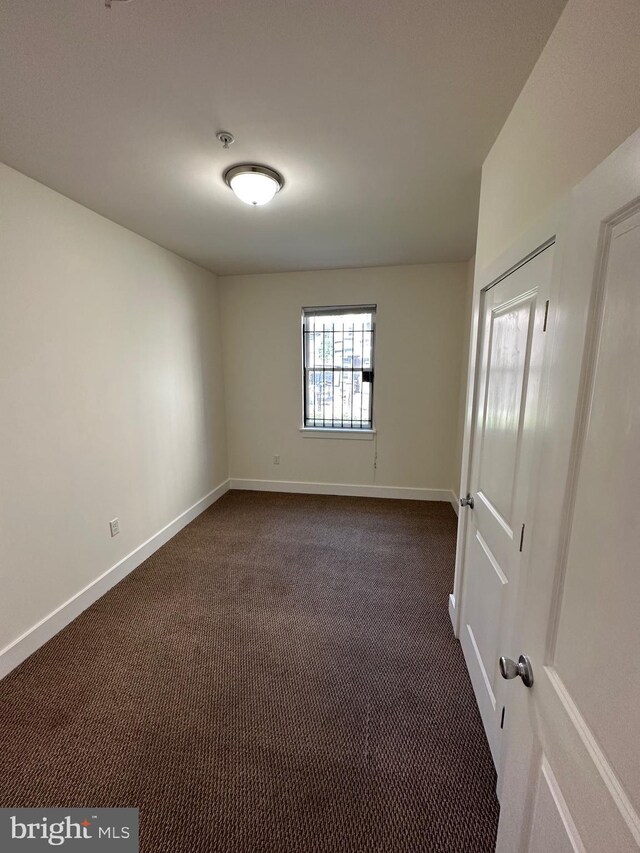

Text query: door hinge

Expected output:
[543,299,550,332]
[519,523,525,552]
[500,705,506,729]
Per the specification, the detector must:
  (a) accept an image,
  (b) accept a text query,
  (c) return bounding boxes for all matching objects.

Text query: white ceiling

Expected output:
[0,0,566,275]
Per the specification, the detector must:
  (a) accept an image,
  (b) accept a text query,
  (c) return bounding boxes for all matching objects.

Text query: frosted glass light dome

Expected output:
[224,165,283,206]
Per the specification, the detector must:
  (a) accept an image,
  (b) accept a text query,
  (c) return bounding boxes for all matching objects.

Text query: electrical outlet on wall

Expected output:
[273,454,280,465]
[109,518,120,537]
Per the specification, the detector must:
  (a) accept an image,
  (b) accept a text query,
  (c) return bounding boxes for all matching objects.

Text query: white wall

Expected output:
[452,256,474,499]
[476,0,640,271]
[0,163,228,655]
[219,263,469,493]
[452,0,640,635]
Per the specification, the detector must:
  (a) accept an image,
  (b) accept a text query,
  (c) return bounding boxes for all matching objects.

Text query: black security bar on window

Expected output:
[302,305,376,430]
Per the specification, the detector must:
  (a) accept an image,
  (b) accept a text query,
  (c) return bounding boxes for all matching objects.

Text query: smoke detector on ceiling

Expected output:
[216,131,235,150]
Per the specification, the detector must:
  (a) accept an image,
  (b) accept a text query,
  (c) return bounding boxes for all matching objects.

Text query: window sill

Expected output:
[299,427,376,441]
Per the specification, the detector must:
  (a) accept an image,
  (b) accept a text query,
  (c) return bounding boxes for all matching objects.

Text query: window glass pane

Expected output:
[303,307,375,429]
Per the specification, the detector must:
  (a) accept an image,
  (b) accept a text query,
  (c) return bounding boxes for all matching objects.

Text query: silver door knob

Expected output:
[460,493,474,509]
[499,654,534,688]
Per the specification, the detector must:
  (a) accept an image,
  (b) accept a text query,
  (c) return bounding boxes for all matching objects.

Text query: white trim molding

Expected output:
[299,427,376,440]
[0,479,231,680]
[448,593,457,636]
[231,478,458,505]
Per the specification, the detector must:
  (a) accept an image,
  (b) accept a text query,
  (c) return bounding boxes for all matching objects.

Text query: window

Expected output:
[302,305,376,430]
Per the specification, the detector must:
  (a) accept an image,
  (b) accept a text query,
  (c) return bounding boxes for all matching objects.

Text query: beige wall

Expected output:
[0,164,228,652]
[476,0,640,271]
[452,256,475,498]
[219,263,469,492]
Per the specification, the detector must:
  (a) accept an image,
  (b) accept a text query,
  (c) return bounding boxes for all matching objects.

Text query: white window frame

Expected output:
[300,304,377,439]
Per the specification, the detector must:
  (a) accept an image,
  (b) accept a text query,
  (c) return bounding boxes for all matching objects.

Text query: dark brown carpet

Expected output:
[0,491,499,851]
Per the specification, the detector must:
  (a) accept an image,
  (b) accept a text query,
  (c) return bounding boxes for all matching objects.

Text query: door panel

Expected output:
[496,129,640,852]
[528,757,585,853]
[460,246,553,767]
[477,295,536,528]
[553,211,640,812]
[465,530,508,702]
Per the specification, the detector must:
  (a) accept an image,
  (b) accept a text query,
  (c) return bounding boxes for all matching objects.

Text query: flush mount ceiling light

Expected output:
[224,164,284,207]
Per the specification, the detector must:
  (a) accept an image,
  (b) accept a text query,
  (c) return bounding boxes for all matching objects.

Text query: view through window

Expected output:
[302,306,376,429]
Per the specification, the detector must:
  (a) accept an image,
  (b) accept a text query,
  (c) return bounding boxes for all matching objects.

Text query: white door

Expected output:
[459,246,553,767]
[497,128,640,852]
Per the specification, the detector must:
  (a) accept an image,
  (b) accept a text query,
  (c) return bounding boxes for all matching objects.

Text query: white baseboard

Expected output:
[0,479,230,680]
[448,593,458,637]
[230,478,458,504]
[450,493,460,515]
